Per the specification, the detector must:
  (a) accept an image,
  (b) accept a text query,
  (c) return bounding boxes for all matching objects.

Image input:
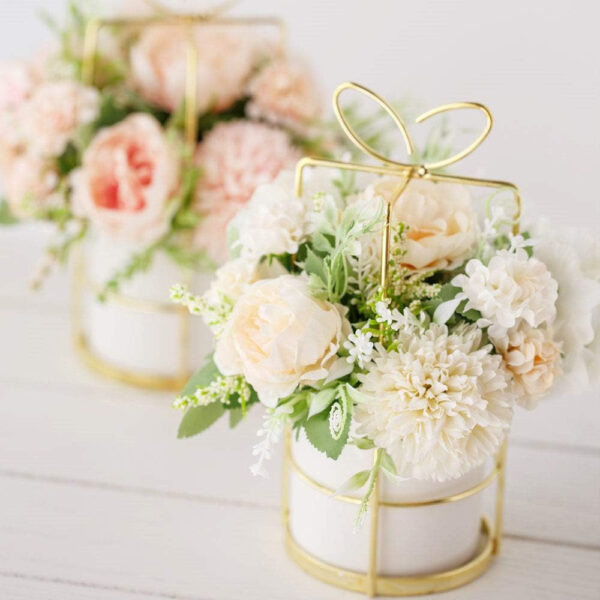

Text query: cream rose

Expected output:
[130,25,258,114]
[214,275,351,406]
[21,81,99,157]
[71,113,180,243]
[376,178,477,271]
[492,324,562,409]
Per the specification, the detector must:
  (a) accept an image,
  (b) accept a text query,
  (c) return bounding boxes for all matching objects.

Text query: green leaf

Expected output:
[229,407,245,429]
[336,469,370,495]
[177,401,225,438]
[304,394,352,459]
[0,200,18,225]
[304,248,328,284]
[353,437,375,450]
[381,450,397,476]
[56,142,79,175]
[181,355,220,397]
[307,388,337,418]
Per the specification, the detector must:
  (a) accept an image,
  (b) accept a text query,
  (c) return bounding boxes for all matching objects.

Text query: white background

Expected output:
[1,0,599,227]
[0,2,599,599]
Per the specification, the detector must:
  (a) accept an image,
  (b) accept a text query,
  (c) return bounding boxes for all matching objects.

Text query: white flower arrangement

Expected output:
[171,168,600,516]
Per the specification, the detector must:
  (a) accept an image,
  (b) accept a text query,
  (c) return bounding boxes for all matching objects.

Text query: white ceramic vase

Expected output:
[76,234,213,383]
[288,430,489,577]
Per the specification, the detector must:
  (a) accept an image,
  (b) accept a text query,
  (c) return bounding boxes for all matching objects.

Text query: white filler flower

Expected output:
[354,324,515,481]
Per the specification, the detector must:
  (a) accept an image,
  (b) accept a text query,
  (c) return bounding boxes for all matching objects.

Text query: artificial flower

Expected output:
[354,324,515,480]
[452,249,558,340]
[531,220,600,393]
[21,80,99,156]
[492,323,562,409]
[193,122,300,262]
[246,57,321,132]
[376,178,477,271]
[214,274,351,407]
[71,113,180,243]
[130,24,259,114]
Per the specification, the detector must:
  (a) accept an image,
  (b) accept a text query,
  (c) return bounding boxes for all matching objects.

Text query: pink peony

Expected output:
[130,24,259,114]
[71,113,180,243]
[3,153,60,219]
[21,81,99,157]
[247,58,321,132]
[193,120,300,263]
[0,60,37,112]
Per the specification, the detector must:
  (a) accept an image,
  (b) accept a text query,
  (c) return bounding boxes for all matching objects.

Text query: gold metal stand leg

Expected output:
[493,440,508,554]
[367,453,381,597]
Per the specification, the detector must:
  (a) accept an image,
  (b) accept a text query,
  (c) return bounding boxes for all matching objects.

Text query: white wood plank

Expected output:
[0,574,154,600]
[1,475,598,600]
[0,380,598,549]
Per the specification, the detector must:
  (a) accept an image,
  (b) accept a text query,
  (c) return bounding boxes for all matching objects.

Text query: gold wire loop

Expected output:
[333,81,415,165]
[415,101,493,170]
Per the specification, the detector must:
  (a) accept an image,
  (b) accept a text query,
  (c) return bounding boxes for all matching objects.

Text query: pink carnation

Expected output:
[193,120,300,263]
[247,58,321,132]
[71,113,180,243]
[21,81,99,157]
[130,25,259,114]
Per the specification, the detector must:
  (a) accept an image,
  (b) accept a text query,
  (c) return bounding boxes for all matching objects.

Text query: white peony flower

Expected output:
[354,324,515,481]
[491,323,562,410]
[452,249,558,340]
[214,274,351,407]
[230,171,307,259]
[531,220,600,394]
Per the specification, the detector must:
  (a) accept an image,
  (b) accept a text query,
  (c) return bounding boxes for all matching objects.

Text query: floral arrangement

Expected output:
[0,4,327,292]
[170,163,600,519]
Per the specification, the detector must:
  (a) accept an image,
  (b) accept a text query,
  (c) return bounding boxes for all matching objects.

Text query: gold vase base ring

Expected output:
[284,518,494,597]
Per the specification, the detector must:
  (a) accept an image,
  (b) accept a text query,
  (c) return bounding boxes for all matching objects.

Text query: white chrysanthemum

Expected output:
[354,324,515,481]
[531,220,600,394]
[453,249,558,340]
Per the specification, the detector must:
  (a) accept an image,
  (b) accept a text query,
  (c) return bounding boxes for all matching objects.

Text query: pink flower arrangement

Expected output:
[193,121,300,262]
[71,114,180,243]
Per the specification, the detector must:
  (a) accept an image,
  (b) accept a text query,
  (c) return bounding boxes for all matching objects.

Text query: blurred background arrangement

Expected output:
[0,1,598,599]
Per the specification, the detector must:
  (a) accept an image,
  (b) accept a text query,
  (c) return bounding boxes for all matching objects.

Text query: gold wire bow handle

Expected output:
[81,3,285,146]
[295,81,520,230]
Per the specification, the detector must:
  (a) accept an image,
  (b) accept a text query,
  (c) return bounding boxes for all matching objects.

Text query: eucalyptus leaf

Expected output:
[304,248,328,284]
[353,437,375,450]
[0,200,17,225]
[308,388,337,418]
[181,355,220,397]
[177,401,225,438]
[336,469,370,495]
[229,407,245,429]
[380,450,397,476]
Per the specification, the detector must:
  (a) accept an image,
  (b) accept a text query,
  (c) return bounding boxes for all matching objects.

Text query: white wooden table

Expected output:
[1,225,599,600]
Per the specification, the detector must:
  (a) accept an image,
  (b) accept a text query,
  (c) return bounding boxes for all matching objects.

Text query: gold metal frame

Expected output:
[282,430,507,597]
[287,81,520,596]
[72,8,284,390]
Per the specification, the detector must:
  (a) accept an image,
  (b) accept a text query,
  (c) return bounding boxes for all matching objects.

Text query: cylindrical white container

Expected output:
[77,234,213,383]
[288,431,488,577]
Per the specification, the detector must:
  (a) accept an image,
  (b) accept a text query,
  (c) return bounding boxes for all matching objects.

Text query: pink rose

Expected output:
[130,25,259,114]
[3,153,59,219]
[21,81,100,157]
[71,114,180,243]
[247,58,321,132]
[193,120,300,263]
